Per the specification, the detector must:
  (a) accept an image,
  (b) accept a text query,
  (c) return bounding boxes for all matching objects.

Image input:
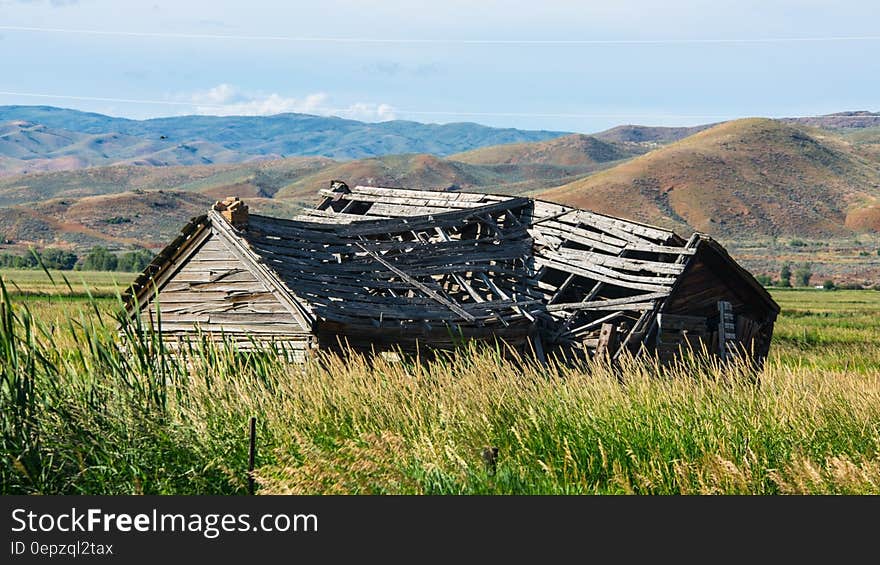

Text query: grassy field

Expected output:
[0,268,135,297]
[1,270,878,495]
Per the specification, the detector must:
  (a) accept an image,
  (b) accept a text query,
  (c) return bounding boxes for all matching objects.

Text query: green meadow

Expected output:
[1,270,878,495]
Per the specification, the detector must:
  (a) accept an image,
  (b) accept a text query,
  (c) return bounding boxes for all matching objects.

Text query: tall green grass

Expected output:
[1,277,878,494]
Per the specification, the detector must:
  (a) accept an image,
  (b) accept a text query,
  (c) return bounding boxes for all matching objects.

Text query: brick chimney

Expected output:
[213,197,249,229]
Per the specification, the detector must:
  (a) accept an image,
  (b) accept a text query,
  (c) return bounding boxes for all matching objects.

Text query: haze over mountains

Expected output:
[0,106,879,251]
[0,106,567,173]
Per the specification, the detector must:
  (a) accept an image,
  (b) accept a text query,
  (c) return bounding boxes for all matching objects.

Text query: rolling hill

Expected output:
[3,109,880,252]
[448,133,643,165]
[0,131,652,209]
[0,135,636,249]
[0,106,569,168]
[782,111,880,130]
[0,120,262,176]
[271,141,643,200]
[0,190,307,250]
[540,119,880,238]
[591,124,714,145]
[0,150,612,249]
[0,156,336,207]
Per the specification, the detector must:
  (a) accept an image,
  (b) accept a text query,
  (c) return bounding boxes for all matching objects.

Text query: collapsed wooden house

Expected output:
[124,181,779,366]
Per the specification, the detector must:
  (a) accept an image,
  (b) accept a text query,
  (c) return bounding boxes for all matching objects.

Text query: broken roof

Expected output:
[126,182,778,359]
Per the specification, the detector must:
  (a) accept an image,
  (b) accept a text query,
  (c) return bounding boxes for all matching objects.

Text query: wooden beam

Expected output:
[617,232,702,361]
[595,323,619,359]
[558,311,625,339]
[477,273,535,322]
[547,273,576,305]
[355,242,476,322]
[433,227,487,304]
[546,292,669,312]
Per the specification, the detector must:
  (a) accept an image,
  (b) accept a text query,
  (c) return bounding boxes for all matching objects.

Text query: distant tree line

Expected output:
[755,262,816,288]
[0,248,78,270]
[0,246,153,272]
[753,262,869,290]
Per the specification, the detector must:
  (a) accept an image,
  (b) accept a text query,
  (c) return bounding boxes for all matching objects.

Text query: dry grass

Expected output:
[1,279,878,495]
[243,351,879,494]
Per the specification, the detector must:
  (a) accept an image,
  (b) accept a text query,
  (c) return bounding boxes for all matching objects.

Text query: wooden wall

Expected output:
[658,244,776,364]
[141,230,315,359]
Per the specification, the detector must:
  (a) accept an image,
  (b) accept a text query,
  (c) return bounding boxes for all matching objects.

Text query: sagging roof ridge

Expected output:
[316,183,683,242]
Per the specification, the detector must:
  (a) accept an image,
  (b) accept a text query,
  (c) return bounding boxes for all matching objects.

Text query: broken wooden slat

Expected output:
[535,256,672,293]
[595,323,619,359]
[355,242,477,322]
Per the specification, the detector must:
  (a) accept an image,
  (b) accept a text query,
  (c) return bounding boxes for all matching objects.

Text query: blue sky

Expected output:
[0,0,878,132]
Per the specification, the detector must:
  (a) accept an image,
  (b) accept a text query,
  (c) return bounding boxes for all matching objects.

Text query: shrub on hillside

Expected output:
[103,216,132,225]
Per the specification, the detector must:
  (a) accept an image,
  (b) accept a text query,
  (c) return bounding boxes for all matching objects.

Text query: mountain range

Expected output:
[0,106,567,174]
[0,106,879,254]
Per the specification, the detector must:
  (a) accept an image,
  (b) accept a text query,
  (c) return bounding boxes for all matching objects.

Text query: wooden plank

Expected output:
[434,227,487,304]
[718,300,735,359]
[536,218,631,248]
[547,273,576,304]
[323,191,502,210]
[368,203,456,217]
[150,322,312,334]
[619,232,702,361]
[210,210,316,329]
[530,224,624,254]
[354,242,476,321]
[558,311,625,339]
[163,281,269,293]
[624,242,697,255]
[546,291,670,311]
[294,209,391,223]
[248,230,510,257]
[550,301,656,312]
[531,199,675,241]
[338,198,531,237]
[657,313,707,332]
[477,272,533,322]
[563,209,675,243]
[350,185,507,203]
[595,323,619,358]
[552,247,685,276]
[535,256,672,293]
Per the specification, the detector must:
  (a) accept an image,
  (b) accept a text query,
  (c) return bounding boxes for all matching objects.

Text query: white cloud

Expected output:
[184,84,396,121]
[335,102,398,122]
[191,83,238,105]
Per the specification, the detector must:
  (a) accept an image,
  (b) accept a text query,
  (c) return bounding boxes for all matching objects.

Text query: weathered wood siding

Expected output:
[662,245,775,362]
[315,319,536,356]
[142,230,314,357]
[664,251,768,320]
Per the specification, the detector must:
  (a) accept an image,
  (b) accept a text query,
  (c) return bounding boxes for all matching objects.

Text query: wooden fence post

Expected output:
[248,417,256,495]
[482,446,499,475]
